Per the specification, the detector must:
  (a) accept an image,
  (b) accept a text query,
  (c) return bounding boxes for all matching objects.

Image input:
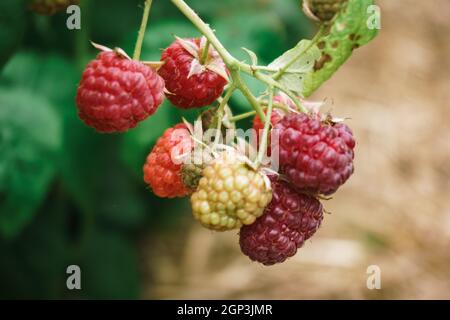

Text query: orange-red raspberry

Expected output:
[143,123,193,198]
[239,177,324,265]
[76,51,165,133]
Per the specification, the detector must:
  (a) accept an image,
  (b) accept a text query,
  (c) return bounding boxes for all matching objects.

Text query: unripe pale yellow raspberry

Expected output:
[190,152,272,231]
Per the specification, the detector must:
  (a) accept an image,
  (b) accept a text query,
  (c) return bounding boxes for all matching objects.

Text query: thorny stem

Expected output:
[231,71,266,122]
[228,111,257,122]
[228,102,290,122]
[170,0,235,65]
[256,87,274,167]
[133,0,153,60]
[213,86,236,146]
[170,0,310,115]
[169,0,329,166]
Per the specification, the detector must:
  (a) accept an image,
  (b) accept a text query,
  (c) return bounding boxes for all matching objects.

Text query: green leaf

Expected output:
[0,89,61,238]
[268,39,321,94]
[302,0,379,97]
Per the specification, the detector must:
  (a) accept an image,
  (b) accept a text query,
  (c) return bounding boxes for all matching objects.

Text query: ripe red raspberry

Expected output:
[276,113,355,195]
[158,37,228,109]
[76,50,165,133]
[239,177,324,265]
[29,0,79,15]
[143,123,194,198]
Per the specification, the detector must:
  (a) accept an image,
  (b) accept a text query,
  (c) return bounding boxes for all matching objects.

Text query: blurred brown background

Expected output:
[140,0,450,299]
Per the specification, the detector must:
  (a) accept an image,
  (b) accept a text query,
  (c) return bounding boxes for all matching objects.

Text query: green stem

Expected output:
[229,110,257,122]
[228,102,290,122]
[133,0,153,61]
[170,0,235,65]
[200,39,210,65]
[170,0,308,114]
[272,25,327,80]
[253,72,307,113]
[232,71,266,122]
[213,86,236,146]
[256,87,274,167]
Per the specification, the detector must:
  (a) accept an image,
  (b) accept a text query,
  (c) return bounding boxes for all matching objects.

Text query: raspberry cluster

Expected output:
[73,28,359,265]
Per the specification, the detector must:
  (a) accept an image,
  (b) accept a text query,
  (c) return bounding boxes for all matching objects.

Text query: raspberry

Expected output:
[143,123,193,198]
[158,38,228,109]
[304,0,348,22]
[191,152,272,231]
[76,50,165,133]
[239,177,324,265]
[29,0,79,15]
[276,113,355,195]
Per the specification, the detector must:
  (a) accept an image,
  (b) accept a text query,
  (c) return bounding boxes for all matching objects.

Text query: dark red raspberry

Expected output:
[76,51,165,133]
[143,123,193,198]
[276,113,355,195]
[158,38,228,109]
[239,177,323,265]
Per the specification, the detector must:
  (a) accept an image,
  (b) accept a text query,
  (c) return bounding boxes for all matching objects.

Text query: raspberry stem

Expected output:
[255,87,274,167]
[228,101,290,122]
[170,0,307,113]
[213,86,236,146]
[200,39,210,65]
[228,110,257,122]
[170,0,235,65]
[133,0,153,61]
[231,71,266,122]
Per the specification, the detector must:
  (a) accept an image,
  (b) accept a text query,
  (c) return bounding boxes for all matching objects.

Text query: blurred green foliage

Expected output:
[0,0,312,299]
